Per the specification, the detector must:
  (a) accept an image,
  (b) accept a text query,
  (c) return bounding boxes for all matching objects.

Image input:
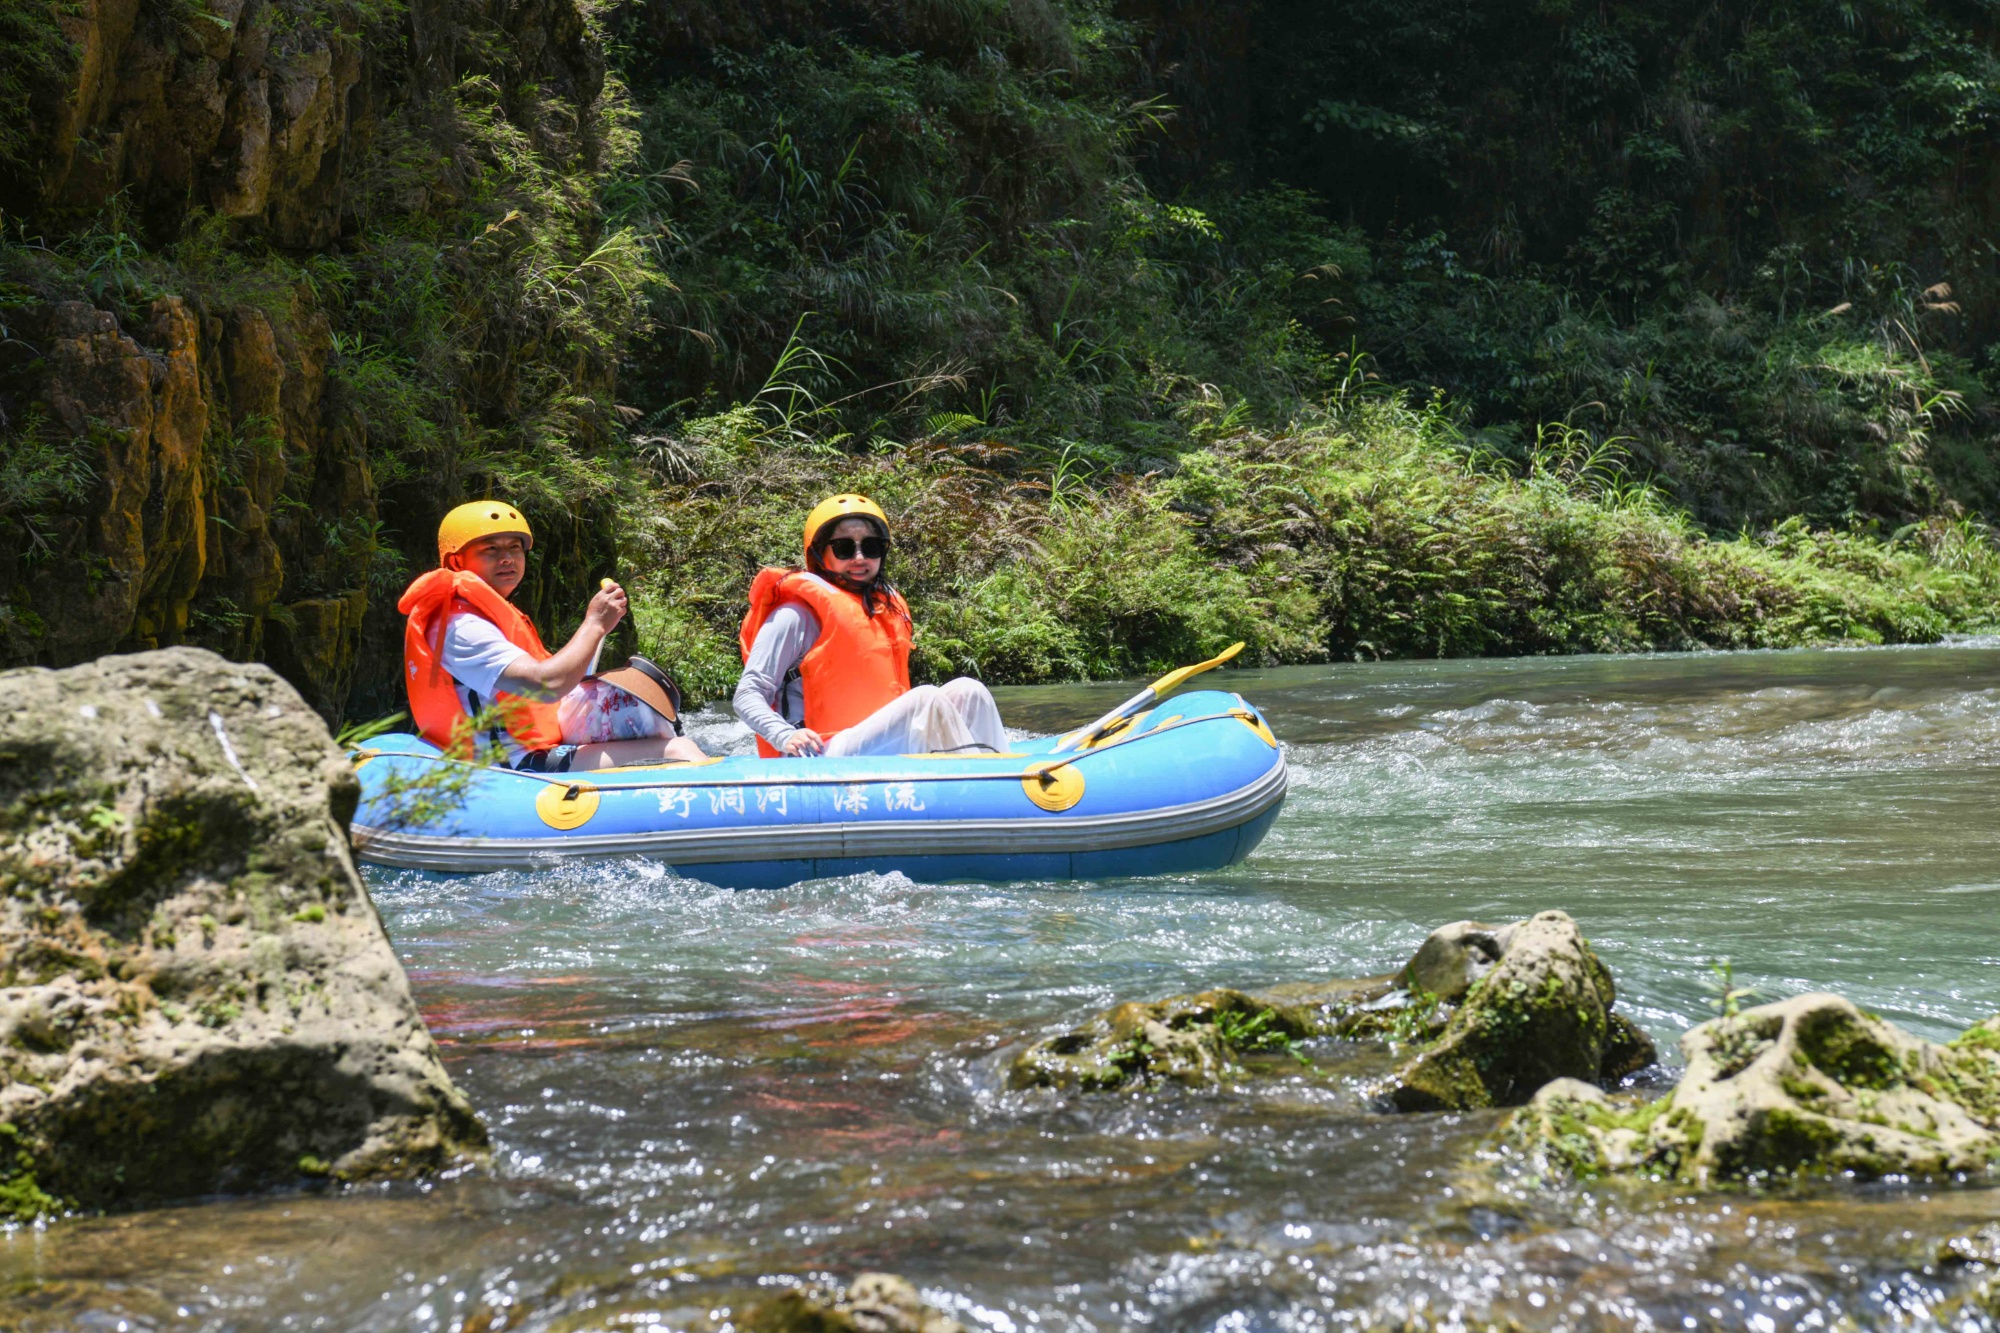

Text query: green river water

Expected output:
[4,642,1999,1331]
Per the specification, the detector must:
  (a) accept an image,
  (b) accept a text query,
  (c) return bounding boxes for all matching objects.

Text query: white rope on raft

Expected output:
[350,710,1267,797]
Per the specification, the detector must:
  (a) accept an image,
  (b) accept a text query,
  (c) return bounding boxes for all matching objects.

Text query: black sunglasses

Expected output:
[826,535,888,560]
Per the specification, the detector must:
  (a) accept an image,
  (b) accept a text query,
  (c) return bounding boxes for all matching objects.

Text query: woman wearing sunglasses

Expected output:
[735,494,1008,758]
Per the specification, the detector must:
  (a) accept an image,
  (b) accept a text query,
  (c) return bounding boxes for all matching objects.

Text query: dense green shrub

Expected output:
[1224,0,2000,527]
[624,385,2000,706]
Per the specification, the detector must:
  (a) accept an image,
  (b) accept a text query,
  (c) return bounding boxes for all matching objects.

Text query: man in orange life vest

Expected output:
[734,494,1007,758]
[399,502,708,772]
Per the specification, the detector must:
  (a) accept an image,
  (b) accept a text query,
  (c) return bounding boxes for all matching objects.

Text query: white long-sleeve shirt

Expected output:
[733,603,819,750]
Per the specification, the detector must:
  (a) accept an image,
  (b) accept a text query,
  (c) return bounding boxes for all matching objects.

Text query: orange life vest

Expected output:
[398,568,564,757]
[738,568,913,758]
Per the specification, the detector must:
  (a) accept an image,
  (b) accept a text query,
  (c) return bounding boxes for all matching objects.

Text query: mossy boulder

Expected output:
[746,1273,965,1333]
[1498,994,2000,1185]
[1389,911,1656,1111]
[0,647,486,1218]
[1007,986,1334,1091]
[1008,910,1655,1106]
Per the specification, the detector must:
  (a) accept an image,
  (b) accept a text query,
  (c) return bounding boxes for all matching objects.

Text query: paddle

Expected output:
[1053,641,1246,753]
[587,578,614,676]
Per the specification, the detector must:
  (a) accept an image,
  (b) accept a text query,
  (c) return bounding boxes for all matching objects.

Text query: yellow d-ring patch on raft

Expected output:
[1232,710,1278,747]
[1022,759,1085,812]
[1066,710,1149,751]
[535,781,601,830]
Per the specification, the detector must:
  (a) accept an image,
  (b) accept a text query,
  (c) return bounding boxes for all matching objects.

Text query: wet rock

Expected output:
[1498,995,2000,1185]
[746,1273,965,1333]
[0,647,486,1219]
[1008,911,1655,1107]
[1008,988,1323,1091]
[1935,1224,2000,1321]
[1390,911,1655,1111]
[1398,919,1509,1000]
[1939,1223,2000,1267]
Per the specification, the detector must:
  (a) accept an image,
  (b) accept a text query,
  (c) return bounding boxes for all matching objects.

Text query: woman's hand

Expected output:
[585,581,628,634]
[782,728,826,756]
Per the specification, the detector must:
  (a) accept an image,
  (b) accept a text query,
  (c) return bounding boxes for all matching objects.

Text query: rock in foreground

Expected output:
[0,648,485,1217]
[1009,910,1656,1109]
[746,1273,965,1333]
[1502,994,2000,1184]
[1389,912,1656,1111]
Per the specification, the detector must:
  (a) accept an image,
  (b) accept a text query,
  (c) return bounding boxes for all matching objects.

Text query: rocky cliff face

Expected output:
[0,646,486,1217]
[24,0,602,240]
[0,0,613,721]
[35,0,361,245]
[3,295,375,719]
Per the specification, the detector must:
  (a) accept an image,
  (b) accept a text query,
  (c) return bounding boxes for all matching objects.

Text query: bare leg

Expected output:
[565,735,708,770]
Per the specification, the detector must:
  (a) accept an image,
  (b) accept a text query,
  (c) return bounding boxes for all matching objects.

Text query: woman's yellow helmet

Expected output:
[437,501,533,564]
[802,493,889,564]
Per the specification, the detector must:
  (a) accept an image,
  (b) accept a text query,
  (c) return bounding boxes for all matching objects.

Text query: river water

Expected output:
[7,643,2000,1331]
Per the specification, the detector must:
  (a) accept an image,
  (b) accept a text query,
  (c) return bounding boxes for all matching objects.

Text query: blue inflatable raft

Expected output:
[349,687,1286,888]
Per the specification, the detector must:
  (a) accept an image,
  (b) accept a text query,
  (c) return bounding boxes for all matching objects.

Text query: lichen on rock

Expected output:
[1007,986,1329,1092]
[0,646,486,1219]
[1008,910,1656,1108]
[745,1273,965,1333]
[1496,994,2000,1186]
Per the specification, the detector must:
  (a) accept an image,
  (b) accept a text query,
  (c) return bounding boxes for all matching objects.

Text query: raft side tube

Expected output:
[351,688,1288,884]
[354,754,1286,874]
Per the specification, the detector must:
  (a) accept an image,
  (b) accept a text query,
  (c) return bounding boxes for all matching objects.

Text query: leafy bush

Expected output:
[624,383,2000,705]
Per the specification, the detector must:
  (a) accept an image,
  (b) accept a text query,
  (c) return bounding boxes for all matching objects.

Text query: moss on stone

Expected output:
[1796,1005,1903,1091]
[1009,988,1313,1091]
[1012,912,1655,1107]
[0,1124,60,1223]
[1492,993,2000,1189]
[1951,1019,2000,1056]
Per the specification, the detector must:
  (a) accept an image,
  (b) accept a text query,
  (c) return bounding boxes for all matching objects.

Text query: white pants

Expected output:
[824,678,1008,757]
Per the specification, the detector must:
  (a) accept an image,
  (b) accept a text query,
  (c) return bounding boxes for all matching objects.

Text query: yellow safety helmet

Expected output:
[437,500,534,564]
[801,493,890,565]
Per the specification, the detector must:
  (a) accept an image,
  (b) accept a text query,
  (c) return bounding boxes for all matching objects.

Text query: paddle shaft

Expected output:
[1056,641,1245,752]
[1059,685,1158,753]
[587,577,614,676]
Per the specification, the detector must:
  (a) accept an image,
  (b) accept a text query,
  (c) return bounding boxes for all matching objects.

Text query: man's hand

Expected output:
[497,576,628,700]
[781,728,826,756]
[586,581,628,634]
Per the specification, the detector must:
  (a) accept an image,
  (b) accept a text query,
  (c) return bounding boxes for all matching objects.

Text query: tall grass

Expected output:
[623,387,2000,705]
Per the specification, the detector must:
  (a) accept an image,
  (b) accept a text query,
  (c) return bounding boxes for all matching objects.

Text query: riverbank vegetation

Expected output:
[1,0,1997,714]
[626,380,2000,704]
